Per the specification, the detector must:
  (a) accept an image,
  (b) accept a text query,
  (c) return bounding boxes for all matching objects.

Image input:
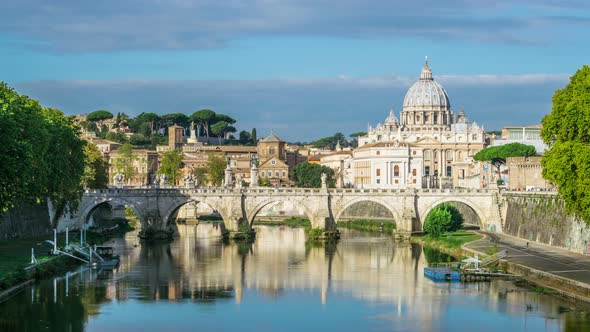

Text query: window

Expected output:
[458,151,463,160]
[472,134,477,140]
[424,166,430,176]
[376,179,381,184]
[424,150,431,160]
[261,171,265,177]
[412,179,416,184]
[394,165,400,177]
[395,179,399,184]
[446,150,453,160]
[412,150,417,156]
[376,151,381,156]
[376,169,381,176]
[282,171,286,177]
[446,166,452,177]
[460,169,465,179]
[269,147,276,155]
[412,169,417,176]
[271,160,276,165]
[275,171,279,177]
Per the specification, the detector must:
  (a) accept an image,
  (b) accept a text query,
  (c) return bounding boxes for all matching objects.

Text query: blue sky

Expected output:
[2,1,589,141]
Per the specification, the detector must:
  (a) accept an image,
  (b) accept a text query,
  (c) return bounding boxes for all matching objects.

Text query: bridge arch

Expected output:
[80,197,144,227]
[419,197,486,230]
[334,197,401,226]
[247,198,316,227]
[161,197,226,228]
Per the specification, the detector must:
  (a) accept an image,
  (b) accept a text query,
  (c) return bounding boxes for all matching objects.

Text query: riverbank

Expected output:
[463,232,590,303]
[410,230,483,259]
[0,222,133,299]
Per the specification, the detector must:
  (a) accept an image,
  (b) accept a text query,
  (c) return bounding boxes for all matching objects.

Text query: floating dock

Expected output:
[424,267,461,281]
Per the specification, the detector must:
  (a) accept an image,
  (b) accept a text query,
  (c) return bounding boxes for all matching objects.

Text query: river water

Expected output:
[1,225,589,332]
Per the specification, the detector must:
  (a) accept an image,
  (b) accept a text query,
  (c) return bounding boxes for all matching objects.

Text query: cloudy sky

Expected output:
[2,1,588,141]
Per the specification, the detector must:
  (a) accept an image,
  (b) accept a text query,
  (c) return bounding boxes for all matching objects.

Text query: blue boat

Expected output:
[424,267,461,281]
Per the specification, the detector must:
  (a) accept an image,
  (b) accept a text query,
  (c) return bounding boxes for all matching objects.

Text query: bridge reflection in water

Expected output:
[1,225,586,332]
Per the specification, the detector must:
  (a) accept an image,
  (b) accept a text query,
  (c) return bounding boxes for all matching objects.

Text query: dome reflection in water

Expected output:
[0,224,589,332]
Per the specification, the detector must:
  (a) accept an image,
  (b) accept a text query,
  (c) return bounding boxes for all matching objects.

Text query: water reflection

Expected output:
[0,225,589,332]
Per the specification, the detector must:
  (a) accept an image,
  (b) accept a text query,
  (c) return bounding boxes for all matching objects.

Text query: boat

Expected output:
[93,246,120,270]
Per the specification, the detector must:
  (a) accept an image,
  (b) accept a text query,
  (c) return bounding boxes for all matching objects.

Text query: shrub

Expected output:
[423,203,464,237]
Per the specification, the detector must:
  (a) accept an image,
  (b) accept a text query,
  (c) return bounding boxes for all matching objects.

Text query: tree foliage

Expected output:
[158,150,184,185]
[541,65,590,222]
[423,203,464,237]
[294,162,336,188]
[239,130,251,145]
[191,109,216,139]
[251,128,257,144]
[473,143,536,163]
[311,132,350,149]
[206,154,226,186]
[86,110,114,123]
[113,143,137,184]
[82,143,109,189]
[211,121,228,142]
[0,83,85,217]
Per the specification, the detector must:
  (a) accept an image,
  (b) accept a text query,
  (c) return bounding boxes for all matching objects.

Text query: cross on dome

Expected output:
[420,56,433,80]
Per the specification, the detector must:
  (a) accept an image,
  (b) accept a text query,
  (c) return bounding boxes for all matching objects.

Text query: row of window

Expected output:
[373,166,454,178]
[260,170,287,178]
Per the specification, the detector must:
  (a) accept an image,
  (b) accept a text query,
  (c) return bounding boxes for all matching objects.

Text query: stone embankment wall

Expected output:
[0,201,52,240]
[338,201,395,222]
[503,193,590,254]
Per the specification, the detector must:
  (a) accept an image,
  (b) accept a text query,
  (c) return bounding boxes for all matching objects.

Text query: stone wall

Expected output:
[503,193,590,254]
[0,201,52,240]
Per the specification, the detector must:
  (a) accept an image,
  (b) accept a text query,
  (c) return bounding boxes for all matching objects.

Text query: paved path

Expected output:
[464,232,590,286]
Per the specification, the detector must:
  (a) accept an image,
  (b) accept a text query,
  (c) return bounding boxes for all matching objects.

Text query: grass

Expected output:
[337,219,396,234]
[253,217,311,228]
[411,230,482,258]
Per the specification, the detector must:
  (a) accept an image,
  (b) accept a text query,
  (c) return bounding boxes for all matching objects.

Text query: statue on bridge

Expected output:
[113,173,125,187]
[159,173,169,186]
[183,173,195,188]
[321,172,327,189]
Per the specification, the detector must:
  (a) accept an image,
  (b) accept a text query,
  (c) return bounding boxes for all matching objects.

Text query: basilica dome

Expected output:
[402,60,450,110]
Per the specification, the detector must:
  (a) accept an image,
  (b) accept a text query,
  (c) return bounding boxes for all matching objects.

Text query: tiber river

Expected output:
[0,225,589,332]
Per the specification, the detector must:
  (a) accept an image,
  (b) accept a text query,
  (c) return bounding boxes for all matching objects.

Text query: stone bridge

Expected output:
[60,187,503,234]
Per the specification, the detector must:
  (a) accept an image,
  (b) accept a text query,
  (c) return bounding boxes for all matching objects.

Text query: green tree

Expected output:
[82,143,109,189]
[423,203,463,237]
[541,65,590,222]
[191,109,216,140]
[211,121,228,143]
[294,162,336,188]
[311,132,350,149]
[193,168,208,185]
[206,154,226,186]
[158,150,184,185]
[162,113,189,128]
[86,110,114,128]
[105,131,128,143]
[251,128,257,144]
[474,142,536,183]
[239,130,251,145]
[129,112,160,136]
[259,177,272,187]
[113,143,137,184]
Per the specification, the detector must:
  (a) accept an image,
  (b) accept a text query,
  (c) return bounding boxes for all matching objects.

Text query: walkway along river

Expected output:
[1,225,589,331]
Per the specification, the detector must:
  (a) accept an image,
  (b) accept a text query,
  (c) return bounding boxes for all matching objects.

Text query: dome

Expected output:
[402,59,450,110]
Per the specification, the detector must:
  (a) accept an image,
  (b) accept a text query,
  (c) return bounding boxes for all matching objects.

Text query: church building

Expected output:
[354,58,487,189]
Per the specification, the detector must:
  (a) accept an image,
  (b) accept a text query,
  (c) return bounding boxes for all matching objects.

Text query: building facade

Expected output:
[354,59,487,189]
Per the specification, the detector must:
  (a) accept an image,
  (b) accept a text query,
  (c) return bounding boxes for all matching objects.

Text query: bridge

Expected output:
[57,187,504,234]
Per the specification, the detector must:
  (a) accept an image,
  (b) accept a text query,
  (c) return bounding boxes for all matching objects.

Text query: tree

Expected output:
[158,150,184,185]
[193,168,208,185]
[162,113,189,128]
[86,110,114,126]
[82,143,109,189]
[224,125,237,140]
[251,128,257,144]
[294,162,336,188]
[191,109,216,140]
[211,121,228,143]
[239,130,251,145]
[541,65,590,222]
[129,112,160,136]
[423,203,463,237]
[474,143,536,183]
[113,143,137,184]
[206,154,226,186]
[105,131,128,143]
[311,132,350,149]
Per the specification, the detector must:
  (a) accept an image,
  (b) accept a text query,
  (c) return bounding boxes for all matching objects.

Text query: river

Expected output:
[0,225,589,331]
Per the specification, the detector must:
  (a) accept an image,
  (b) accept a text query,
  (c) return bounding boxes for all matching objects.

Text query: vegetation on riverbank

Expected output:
[253,217,311,228]
[337,219,395,234]
[410,230,482,258]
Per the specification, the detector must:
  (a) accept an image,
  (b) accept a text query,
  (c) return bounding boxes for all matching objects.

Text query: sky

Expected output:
[2,0,589,142]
